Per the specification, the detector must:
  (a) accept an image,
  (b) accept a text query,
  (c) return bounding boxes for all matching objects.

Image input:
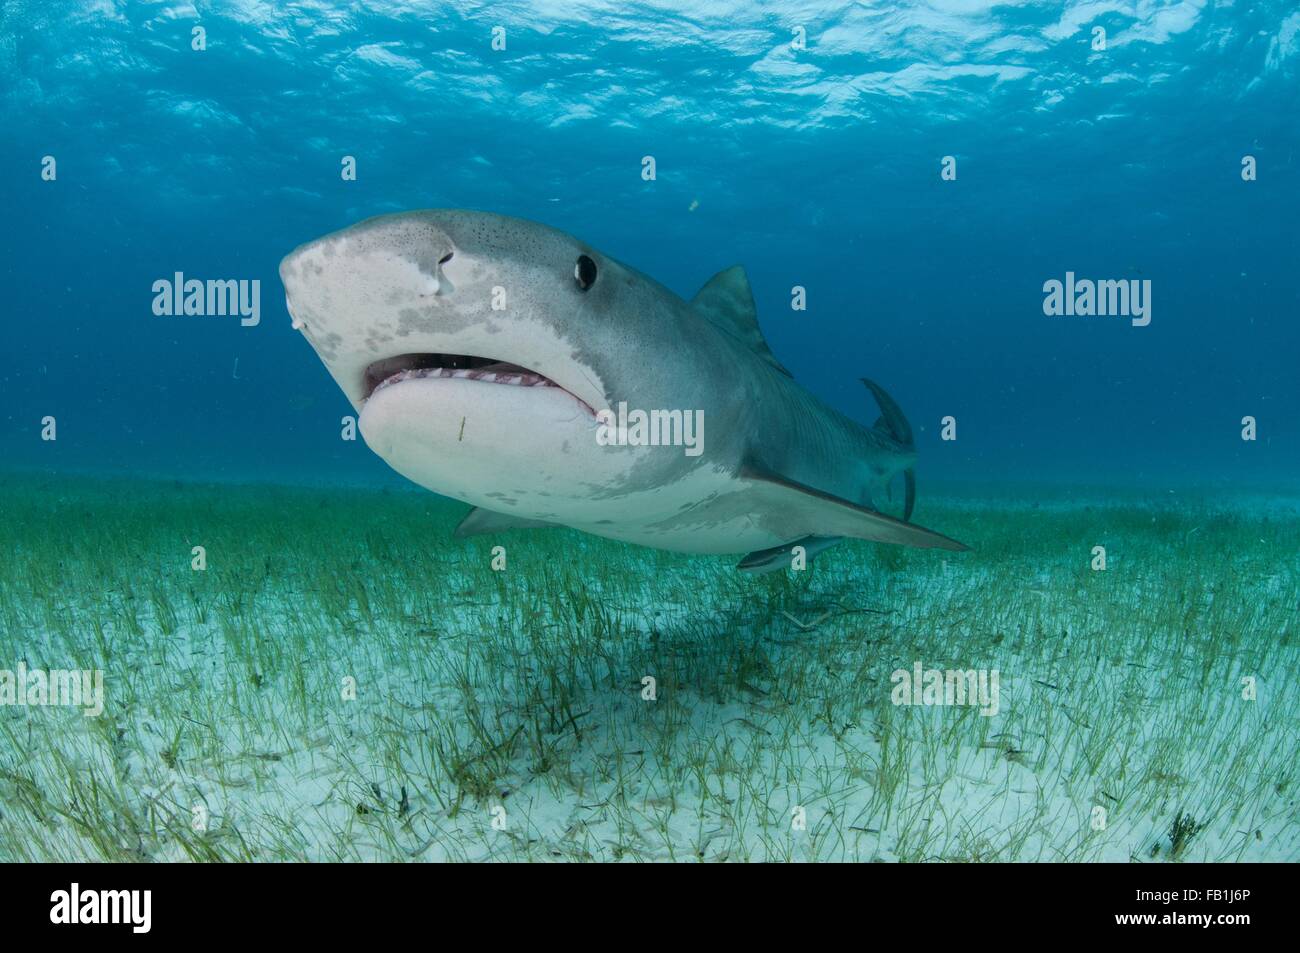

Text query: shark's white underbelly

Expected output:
[403,450,783,554]
[358,380,787,554]
[562,468,790,554]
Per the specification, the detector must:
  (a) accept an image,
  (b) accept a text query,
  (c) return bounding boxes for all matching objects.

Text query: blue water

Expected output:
[3,1,1297,491]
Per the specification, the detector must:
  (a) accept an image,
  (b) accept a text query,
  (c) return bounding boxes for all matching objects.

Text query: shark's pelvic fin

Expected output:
[692,265,793,377]
[453,506,556,538]
[861,377,916,521]
[740,460,966,551]
[737,535,844,574]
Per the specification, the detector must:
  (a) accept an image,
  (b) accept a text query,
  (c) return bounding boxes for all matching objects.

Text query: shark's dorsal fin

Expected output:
[739,460,967,552]
[692,266,792,377]
[453,506,556,538]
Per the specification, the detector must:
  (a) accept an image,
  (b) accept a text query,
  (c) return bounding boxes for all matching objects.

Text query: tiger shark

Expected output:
[279,210,966,572]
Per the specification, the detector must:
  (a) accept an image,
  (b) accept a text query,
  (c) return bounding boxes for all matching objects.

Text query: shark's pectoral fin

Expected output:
[692,265,793,377]
[453,506,557,538]
[737,535,843,574]
[740,461,967,552]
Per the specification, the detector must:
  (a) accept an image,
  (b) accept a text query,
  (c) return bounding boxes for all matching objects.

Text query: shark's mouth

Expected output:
[362,352,595,415]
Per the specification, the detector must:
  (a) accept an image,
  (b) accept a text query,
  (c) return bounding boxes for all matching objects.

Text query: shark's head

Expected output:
[279,210,708,517]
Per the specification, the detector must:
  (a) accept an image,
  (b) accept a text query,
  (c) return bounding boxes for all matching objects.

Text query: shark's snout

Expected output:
[278,214,472,405]
[281,210,613,417]
[280,214,456,302]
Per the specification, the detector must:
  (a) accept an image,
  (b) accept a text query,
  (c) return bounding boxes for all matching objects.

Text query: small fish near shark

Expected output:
[279,210,967,573]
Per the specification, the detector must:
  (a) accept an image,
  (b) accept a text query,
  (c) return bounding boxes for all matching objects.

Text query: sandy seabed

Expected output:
[0,472,1296,861]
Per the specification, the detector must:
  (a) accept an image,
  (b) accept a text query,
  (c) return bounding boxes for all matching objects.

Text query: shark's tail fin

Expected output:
[861,377,916,522]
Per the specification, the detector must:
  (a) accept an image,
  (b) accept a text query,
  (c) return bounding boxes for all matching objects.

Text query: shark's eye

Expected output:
[574,254,597,291]
[438,252,454,265]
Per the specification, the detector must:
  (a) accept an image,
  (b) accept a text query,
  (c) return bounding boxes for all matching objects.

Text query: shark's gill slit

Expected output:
[361,352,585,408]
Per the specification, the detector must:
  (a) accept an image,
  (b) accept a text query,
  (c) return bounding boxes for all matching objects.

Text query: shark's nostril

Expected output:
[438,251,454,265]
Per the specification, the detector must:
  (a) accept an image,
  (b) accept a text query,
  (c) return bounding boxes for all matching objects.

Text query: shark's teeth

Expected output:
[373,366,559,393]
